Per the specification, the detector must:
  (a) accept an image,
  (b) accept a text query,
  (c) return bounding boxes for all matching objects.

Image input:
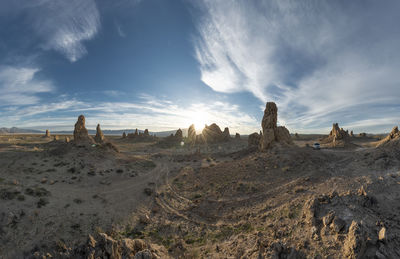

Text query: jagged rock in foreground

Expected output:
[32,233,168,259]
[94,124,105,143]
[377,126,400,147]
[248,132,261,147]
[259,102,292,150]
[73,115,94,145]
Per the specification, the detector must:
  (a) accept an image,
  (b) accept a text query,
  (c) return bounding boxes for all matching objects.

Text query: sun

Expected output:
[191,111,209,133]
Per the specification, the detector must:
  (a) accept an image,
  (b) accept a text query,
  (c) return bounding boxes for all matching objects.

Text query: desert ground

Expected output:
[1,121,400,258]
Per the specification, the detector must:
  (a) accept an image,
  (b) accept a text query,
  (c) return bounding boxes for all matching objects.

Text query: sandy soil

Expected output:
[1,134,400,258]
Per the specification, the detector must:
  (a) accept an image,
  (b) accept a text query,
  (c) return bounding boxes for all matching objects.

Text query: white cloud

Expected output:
[8,0,100,62]
[0,66,54,106]
[194,0,400,133]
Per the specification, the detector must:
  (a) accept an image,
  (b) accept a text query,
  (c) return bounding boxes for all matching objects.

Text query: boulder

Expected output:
[343,221,367,258]
[260,102,292,150]
[73,115,94,145]
[94,124,105,143]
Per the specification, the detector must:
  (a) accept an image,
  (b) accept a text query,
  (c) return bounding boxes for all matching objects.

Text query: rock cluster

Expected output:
[160,129,184,147]
[73,115,94,145]
[94,124,105,143]
[201,123,231,144]
[186,123,231,145]
[127,129,157,142]
[256,102,292,150]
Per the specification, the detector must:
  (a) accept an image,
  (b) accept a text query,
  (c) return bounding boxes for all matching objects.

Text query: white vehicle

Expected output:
[313,143,320,150]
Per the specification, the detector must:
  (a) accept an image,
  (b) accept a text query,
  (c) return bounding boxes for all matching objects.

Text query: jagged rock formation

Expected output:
[122,132,127,138]
[201,123,230,144]
[377,126,400,147]
[53,135,59,141]
[235,133,240,139]
[94,124,105,143]
[321,123,351,147]
[248,132,261,147]
[144,129,149,136]
[44,130,50,138]
[350,130,354,137]
[73,115,94,145]
[187,124,196,144]
[259,102,292,150]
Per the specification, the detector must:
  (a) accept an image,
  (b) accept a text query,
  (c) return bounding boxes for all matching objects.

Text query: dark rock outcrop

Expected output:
[187,124,196,144]
[248,132,261,147]
[94,124,105,143]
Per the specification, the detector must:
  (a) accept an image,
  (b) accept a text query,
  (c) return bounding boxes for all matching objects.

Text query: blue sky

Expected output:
[1,0,400,134]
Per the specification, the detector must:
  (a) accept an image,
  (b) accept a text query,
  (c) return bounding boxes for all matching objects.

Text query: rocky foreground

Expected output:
[2,107,400,258]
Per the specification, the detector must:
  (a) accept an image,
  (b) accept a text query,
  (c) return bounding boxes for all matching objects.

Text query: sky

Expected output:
[1,0,400,134]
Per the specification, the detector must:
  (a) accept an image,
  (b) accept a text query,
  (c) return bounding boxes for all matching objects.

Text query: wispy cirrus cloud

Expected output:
[0,66,54,106]
[1,0,100,62]
[194,0,400,133]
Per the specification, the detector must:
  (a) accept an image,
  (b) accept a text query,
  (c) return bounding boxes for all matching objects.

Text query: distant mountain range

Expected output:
[0,127,42,134]
[0,127,188,137]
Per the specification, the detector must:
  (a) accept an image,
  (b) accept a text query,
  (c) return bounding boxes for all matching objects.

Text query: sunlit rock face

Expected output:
[260,102,292,151]
[73,115,94,145]
[377,126,400,147]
